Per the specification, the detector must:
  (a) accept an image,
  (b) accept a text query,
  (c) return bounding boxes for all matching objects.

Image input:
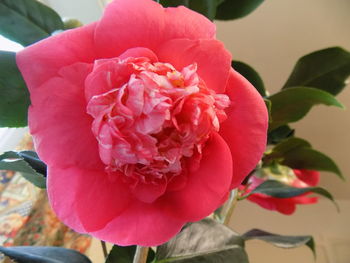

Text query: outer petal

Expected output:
[220,70,268,188]
[95,0,216,58]
[294,169,320,186]
[157,39,232,93]
[48,166,132,233]
[91,201,185,246]
[29,63,103,169]
[162,132,233,221]
[16,23,97,90]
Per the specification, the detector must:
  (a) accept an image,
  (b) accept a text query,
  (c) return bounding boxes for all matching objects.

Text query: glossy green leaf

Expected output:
[281,147,343,179]
[242,229,315,257]
[0,246,92,263]
[0,51,30,127]
[269,87,344,131]
[158,0,224,20]
[215,0,264,20]
[0,151,46,188]
[264,137,343,179]
[269,137,311,157]
[155,218,248,263]
[0,0,64,46]
[243,180,337,210]
[105,245,136,263]
[232,61,266,97]
[267,125,295,145]
[283,47,350,95]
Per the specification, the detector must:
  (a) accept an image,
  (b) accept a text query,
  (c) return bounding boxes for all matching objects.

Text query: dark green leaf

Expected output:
[267,125,295,145]
[269,137,311,157]
[264,137,343,179]
[283,47,350,95]
[158,0,224,20]
[243,180,338,211]
[281,147,343,179]
[0,246,92,263]
[215,0,264,20]
[18,151,47,176]
[155,218,248,263]
[232,61,266,96]
[105,245,136,263]
[242,229,316,257]
[268,87,344,131]
[0,51,30,127]
[0,151,46,188]
[0,0,64,46]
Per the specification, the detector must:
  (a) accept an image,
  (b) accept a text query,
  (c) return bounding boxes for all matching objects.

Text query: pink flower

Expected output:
[244,169,320,215]
[16,0,268,246]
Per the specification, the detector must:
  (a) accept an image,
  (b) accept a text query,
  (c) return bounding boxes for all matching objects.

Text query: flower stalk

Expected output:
[133,246,149,263]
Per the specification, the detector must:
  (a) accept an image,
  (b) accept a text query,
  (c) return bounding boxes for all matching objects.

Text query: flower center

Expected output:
[87,57,230,184]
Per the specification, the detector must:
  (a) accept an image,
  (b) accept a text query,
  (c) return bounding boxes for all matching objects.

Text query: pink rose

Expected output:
[17,0,268,246]
[244,169,320,215]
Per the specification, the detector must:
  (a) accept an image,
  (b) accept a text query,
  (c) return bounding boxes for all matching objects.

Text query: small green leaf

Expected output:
[283,47,350,95]
[155,218,248,263]
[281,147,343,180]
[269,87,344,131]
[215,0,264,20]
[269,137,311,157]
[0,51,30,127]
[242,180,338,211]
[0,0,64,46]
[242,229,316,257]
[0,151,46,188]
[105,245,136,263]
[232,60,266,97]
[0,246,92,263]
[158,0,224,20]
[264,137,343,179]
[267,125,295,145]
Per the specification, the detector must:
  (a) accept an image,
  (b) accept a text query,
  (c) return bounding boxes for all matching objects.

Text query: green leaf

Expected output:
[155,218,248,263]
[0,151,46,188]
[281,147,343,180]
[283,47,350,95]
[269,137,311,157]
[242,229,316,257]
[0,246,92,263]
[0,51,30,127]
[243,180,338,210]
[158,0,224,20]
[264,137,343,179]
[267,125,295,145]
[0,0,64,46]
[105,245,136,263]
[268,87,344,131]
[215,0,264,20]
[232,61,266,97]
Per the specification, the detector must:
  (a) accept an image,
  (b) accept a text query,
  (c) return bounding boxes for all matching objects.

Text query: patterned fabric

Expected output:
[0,134,91,261]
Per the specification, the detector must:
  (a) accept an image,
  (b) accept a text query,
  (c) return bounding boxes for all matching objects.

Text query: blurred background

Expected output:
[1,0,349,262]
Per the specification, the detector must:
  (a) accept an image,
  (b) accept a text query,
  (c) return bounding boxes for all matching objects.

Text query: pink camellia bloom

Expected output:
[244,169,320,215]
[16,0,268,246]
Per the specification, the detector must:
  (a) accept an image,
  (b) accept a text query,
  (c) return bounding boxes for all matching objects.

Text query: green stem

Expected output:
[101,241,108,259]
[223,189,239,226]
[133,246,149,263]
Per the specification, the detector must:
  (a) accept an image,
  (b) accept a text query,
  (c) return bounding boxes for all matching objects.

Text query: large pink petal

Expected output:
[95,0,216,58]
[91,201,184,246]
[220,70,268,189]
[48,166,132,234]
[157,39,232,93]
[161,132,233,221]
[29,63,103,169]
[16,23,97,90]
